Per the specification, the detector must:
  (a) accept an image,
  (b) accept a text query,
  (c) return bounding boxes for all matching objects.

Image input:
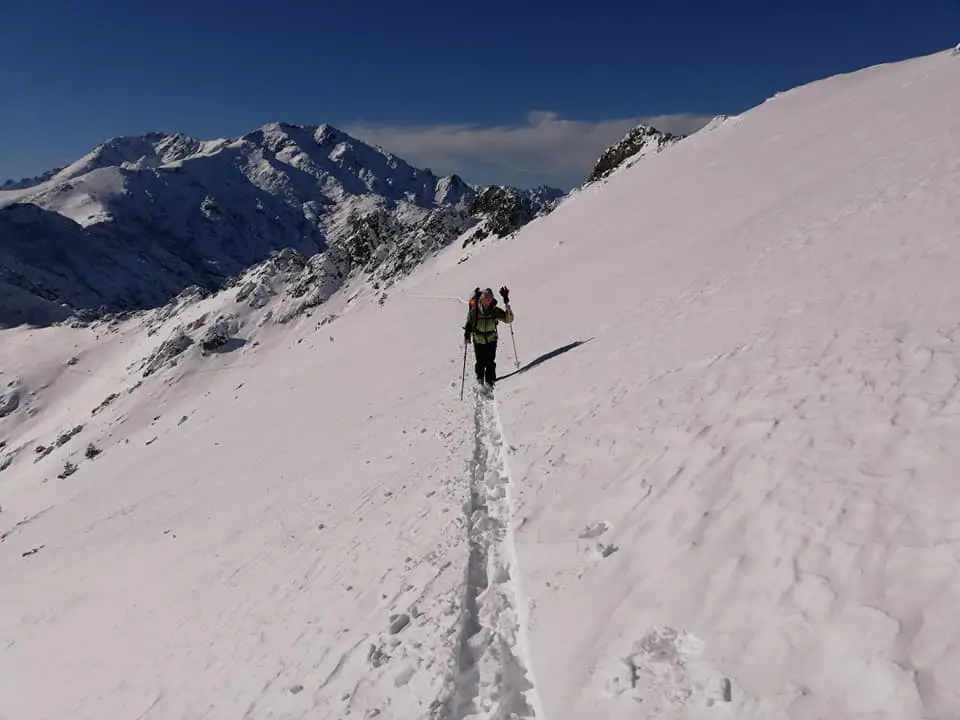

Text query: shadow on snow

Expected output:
[497,338,593,382]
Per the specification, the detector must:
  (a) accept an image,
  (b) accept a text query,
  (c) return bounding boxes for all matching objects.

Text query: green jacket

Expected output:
[464,300,514,345]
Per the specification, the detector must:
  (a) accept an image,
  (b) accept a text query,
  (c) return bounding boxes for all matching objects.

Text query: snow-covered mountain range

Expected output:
[7,47,960,720]
[0,123,562,327]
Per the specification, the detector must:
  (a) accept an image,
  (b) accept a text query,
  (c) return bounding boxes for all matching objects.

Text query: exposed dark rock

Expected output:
[587,124,682,183]
[142,328,194,377]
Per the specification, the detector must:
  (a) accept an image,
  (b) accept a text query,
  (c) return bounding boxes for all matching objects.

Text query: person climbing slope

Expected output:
[464,286,514,388]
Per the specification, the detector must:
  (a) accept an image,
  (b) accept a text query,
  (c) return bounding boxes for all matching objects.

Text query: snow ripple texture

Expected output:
[434,388,543,720]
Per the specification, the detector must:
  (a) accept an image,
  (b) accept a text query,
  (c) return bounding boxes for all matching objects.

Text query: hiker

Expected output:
[463,286,513,387]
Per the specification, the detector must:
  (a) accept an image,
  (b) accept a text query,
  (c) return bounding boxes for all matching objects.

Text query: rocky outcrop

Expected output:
[588,125,682,183]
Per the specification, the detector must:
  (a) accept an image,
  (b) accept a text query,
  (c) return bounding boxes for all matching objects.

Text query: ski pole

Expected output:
[509,324,520,370]
[459,340,468,400]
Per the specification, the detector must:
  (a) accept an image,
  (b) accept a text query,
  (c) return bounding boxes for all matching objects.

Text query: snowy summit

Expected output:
[3,47,960,720]
[0,122,562,327]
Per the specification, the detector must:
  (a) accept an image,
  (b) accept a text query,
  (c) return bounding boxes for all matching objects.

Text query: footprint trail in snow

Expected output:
[434,387,543,720]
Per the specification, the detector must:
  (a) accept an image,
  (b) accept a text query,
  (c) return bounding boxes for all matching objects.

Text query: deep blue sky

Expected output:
[2,0,957,187]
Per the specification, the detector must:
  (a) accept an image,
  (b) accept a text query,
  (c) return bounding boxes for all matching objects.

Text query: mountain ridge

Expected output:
[586,123,685,183]
[0,122,563,327]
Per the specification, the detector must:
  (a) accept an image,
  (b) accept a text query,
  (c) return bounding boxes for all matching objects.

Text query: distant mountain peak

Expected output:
[0,166,63,191]
[587,124,682,183]
[315,123,346,143]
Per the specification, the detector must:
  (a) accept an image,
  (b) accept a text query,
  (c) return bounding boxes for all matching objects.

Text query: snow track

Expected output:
[436,388,543,720]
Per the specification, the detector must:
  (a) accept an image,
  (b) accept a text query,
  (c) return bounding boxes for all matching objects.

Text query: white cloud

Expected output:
[345,111,715,189]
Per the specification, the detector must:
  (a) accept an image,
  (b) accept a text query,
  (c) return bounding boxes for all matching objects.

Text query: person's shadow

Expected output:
[497,338,593,382]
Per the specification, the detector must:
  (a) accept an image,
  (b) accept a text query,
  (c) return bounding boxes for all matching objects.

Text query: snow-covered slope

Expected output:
[4,47,960,720]
[0,124,562,327]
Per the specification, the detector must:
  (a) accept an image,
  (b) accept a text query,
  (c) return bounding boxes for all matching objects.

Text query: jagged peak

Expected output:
[436,173,469,189]
[245,122,388,165]
[315,123,348,146]
[0,166,64,191]
[587,123,682,183]
[472,182,563,200]
[609,124,679,149]
[259,121,313,138]
[94,131,186,151]
[252,122,354,149]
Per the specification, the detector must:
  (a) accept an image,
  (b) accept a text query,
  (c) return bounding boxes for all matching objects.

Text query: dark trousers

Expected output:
[473,340,498,384]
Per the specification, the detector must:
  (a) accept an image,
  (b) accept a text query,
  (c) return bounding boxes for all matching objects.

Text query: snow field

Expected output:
[3,47,960,720]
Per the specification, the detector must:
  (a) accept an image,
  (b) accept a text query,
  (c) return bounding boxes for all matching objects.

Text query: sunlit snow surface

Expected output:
[3,49,960,719]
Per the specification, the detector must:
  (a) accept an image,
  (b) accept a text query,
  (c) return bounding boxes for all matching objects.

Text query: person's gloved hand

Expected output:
[463,332,471,346]
[499,286,510,303]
